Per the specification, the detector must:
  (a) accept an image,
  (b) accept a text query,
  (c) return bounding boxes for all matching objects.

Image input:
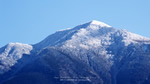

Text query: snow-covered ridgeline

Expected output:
[0,43,33,74]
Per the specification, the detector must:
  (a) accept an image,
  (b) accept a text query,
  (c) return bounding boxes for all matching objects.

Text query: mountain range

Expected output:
[0,20,150,84]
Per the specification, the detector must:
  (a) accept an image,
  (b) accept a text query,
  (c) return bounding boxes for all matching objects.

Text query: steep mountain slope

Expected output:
[1,47,103,84]
[0,20,150,84]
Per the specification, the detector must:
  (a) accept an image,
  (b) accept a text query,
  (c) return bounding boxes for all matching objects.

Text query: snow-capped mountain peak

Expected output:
[34,20,150,50]
[1,20,150,84]
[88,20,111,27]
[0,43,33,74]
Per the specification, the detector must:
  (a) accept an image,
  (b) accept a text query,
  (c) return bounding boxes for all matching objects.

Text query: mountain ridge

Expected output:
[0,20,150,84]
[34,20,150,49]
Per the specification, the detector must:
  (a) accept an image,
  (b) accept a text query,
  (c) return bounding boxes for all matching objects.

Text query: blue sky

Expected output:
[0,0,150,47]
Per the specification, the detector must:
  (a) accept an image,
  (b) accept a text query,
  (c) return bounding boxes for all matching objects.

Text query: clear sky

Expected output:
[0,0,150,47]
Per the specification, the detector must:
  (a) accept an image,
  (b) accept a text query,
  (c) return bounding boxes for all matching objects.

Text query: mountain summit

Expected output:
[88,20,111,27]
[34,20,150,49]
[0,20,150,84]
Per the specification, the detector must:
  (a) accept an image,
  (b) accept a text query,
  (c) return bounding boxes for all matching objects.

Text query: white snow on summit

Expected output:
[89,20,111,27]
[57,20,111,32]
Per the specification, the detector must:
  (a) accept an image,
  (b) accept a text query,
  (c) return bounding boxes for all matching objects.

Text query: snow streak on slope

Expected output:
[0,43,33,74]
